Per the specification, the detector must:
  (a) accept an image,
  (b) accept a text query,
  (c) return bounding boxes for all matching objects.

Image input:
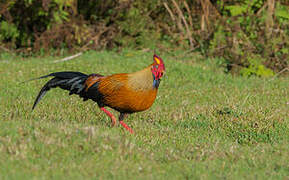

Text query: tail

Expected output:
[31,71,89,110]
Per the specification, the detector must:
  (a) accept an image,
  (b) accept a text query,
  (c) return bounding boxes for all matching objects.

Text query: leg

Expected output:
[119,113,134,134]
[100,107,116,126]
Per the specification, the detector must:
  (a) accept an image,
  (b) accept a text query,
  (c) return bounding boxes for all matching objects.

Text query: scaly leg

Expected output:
[100,107,116,126]
[119,113,133,134]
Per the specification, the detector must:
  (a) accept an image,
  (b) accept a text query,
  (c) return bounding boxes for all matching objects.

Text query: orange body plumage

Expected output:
[86,66,158,113]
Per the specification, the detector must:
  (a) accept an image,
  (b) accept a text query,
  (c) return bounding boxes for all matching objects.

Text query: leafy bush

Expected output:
[0,0,288,76]
[240,55,274,77]
[0,0,164,53]
[0,21,19,47]
[208,0,288,75]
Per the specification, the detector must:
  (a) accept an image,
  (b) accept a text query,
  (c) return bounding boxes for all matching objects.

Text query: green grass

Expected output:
[0,50,288,179]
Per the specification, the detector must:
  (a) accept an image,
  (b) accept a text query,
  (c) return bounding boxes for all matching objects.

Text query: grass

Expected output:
[0,50,288,179]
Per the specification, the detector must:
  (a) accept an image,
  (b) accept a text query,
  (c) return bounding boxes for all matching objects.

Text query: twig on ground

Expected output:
[53,52,83,63]
[0,45,11,52]
[269,67,289,81]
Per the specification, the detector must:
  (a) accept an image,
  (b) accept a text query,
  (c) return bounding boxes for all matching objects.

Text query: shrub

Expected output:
[0,0,288,76]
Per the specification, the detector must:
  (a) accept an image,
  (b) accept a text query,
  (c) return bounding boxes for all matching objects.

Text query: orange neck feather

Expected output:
[127,65,154,91]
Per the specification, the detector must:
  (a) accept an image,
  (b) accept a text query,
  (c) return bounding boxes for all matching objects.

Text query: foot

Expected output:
[119,121,134,134]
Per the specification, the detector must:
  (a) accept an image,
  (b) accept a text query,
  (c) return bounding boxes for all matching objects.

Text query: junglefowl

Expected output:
[30,54,165,134]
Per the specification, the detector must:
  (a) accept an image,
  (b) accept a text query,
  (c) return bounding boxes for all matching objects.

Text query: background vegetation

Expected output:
[0,0,288,76]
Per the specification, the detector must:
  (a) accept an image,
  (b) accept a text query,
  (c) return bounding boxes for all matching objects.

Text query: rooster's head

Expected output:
[151,54,165,81]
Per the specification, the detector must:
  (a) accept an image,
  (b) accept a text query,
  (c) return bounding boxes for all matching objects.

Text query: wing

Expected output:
[85,73,104,91]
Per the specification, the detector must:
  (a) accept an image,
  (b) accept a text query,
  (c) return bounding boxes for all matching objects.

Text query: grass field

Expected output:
[0,50,288,179]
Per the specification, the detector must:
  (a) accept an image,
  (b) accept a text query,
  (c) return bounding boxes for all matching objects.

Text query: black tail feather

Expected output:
[32,78,58,110]
[31,71,89,110]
